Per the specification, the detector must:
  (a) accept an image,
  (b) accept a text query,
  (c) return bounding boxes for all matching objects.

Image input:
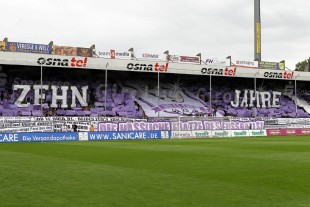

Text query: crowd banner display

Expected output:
[98,119,264,132]
[265,118,310,129]
[0,41,6,51]
[6,41,52,54]
[53,45,77,56]
[0,117,147,133]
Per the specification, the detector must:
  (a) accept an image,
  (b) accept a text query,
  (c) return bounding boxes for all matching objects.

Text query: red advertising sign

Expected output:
[266,128,310,136]
[110,49,116,59]
[180,56,200,63]
[299,128,310,135]
[266,129,285,136]
[168,55,200,64]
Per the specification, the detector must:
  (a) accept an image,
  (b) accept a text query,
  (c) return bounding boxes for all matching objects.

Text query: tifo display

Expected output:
[0,37,309,140]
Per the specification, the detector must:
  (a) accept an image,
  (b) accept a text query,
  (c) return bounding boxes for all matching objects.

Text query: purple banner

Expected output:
[98,120,264,132]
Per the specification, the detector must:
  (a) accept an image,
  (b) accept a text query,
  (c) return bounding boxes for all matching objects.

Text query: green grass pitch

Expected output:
[1,136,310,207]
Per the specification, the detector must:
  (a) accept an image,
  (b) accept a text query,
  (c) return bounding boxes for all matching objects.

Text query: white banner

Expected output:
[136,52,166,61]
[0,52,307,81]
[249,130,267,136]
[171,131,194,138]
[211,130,231,137]
[97,50,131,59]
[171,130,212,138]
[231,130,250,137]
[204,58,226,66]
[231,59,259,68]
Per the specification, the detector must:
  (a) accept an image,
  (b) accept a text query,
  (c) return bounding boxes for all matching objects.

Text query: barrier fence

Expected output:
[2,128,310,143]
[1,117,310,143]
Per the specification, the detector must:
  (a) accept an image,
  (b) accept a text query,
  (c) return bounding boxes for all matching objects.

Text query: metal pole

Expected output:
[157,69,160,117]
[12,85,14,103]
[254,0,261,61]
[105,64,108,118]
[254,76,256,117]
[209,74,212,116]
[254,71,259,118]
[295,77,297,117]
[178,116,181,139]
[40,65,43,110]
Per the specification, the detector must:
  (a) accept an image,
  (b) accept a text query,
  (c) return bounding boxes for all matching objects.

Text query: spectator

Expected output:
[72,123,78,132]
[89,124,95,132]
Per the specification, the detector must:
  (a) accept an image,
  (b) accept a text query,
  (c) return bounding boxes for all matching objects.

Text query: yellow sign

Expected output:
[279,60,285,70]
[256,23,261,54]
[0,41,6,51]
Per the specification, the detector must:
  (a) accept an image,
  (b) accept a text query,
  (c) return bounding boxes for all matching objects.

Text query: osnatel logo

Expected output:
[37,57,88,67]
[127,63,168,72]
[263,71,294,79]
[201,67,236,76]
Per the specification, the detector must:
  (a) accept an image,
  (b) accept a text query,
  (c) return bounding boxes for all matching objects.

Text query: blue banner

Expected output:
[20,132,78,142]
[0,133,20,143]
[6,42,52,54]
[88,131,169,141]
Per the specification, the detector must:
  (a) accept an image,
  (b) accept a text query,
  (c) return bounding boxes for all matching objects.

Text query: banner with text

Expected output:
[6,42,52,54]
[88,131,169,141]
[98,120,264,132]
[20,132,78,142]
[97,50,131,59]
[266,128,310,136]
[168,55,200,64]
[260,61,281,70]
[231,60,259,68]
[136,52,166,61]
[0,133,20,143]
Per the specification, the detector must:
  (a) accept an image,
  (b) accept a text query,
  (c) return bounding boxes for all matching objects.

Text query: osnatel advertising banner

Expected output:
[0,41,6,51]
[6,42,52,54]
[53,45,77,56]
[77,47,93,57]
